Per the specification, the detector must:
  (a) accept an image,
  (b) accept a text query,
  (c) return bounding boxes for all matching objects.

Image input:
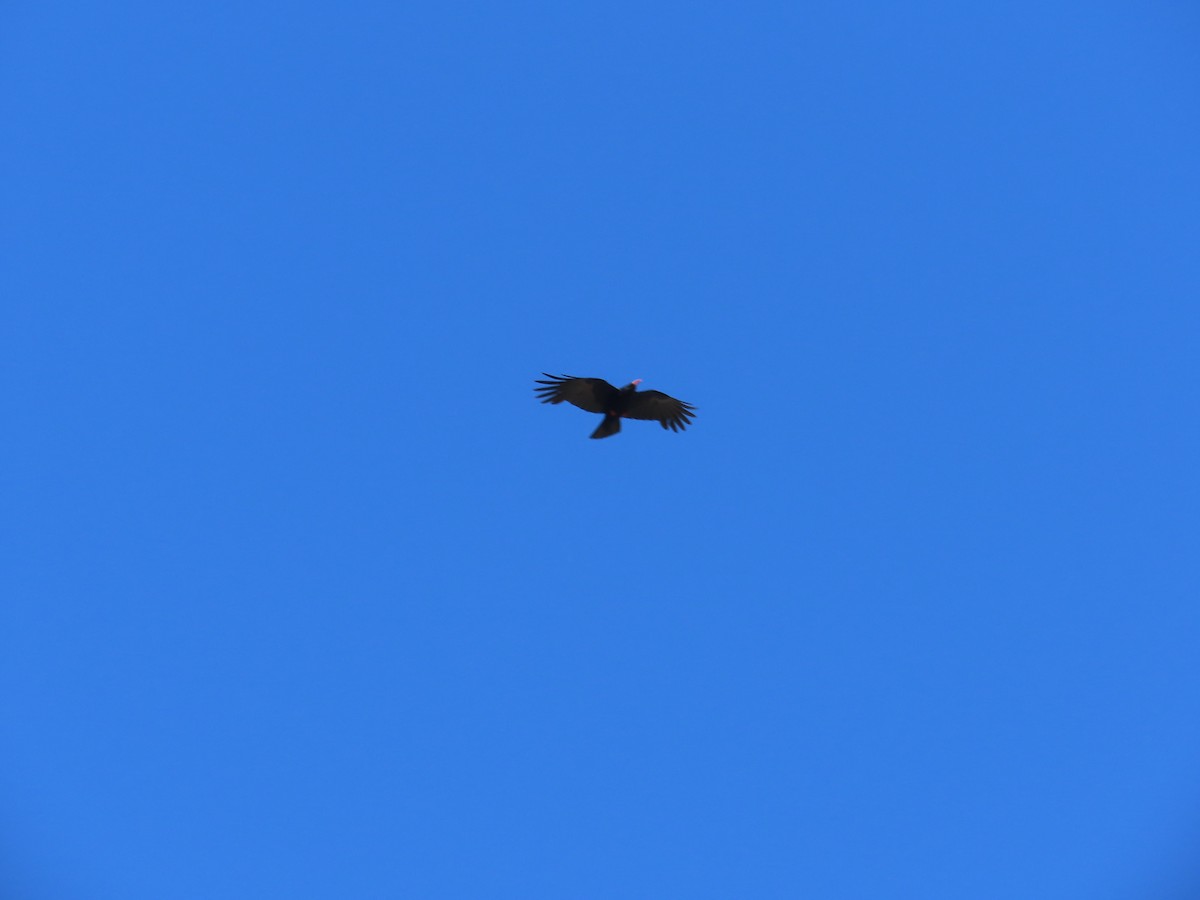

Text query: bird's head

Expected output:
[623,378,643,392]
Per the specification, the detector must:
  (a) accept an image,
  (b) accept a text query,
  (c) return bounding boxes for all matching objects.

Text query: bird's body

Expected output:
[534,374,696,439]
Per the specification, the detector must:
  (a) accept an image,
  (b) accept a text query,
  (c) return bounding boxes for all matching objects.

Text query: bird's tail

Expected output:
[591,415,621,439]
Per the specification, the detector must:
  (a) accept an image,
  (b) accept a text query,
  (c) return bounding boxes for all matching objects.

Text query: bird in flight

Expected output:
[534,373,697,439]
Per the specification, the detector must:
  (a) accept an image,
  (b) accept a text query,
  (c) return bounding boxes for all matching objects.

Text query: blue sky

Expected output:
[3,2,1199,897]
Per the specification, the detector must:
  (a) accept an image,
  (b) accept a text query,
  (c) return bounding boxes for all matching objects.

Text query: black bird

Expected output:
[534,373,697,439]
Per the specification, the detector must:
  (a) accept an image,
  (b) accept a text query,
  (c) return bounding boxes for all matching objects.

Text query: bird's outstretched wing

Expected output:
[533,374,619,413]
[621,390,697,432]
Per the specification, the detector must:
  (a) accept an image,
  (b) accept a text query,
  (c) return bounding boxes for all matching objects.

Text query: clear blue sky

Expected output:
[3,2,1199,897]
